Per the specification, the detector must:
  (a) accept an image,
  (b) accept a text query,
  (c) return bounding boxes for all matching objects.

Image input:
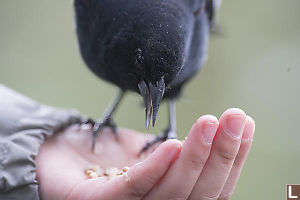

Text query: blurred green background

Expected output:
[0,0,299,199]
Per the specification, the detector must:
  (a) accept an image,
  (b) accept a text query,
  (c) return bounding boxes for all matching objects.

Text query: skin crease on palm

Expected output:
[36,108,255,200]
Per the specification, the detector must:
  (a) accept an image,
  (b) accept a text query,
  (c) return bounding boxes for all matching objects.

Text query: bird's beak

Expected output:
[138,80,152,130]
[138,77,165,130]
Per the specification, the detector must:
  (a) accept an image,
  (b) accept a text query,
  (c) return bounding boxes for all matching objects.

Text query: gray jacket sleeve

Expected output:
[0,85,86,200]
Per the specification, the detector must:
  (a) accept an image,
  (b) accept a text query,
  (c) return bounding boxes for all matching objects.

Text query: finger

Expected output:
[189,108,247,200]
[67,139,182,200]
[145,115,219,200]
[218,116,255,200]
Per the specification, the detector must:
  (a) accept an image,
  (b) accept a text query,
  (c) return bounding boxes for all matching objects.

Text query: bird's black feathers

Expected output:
[74,0,213,128]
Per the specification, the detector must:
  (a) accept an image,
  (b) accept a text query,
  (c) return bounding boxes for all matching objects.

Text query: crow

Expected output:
[74,0,221,152]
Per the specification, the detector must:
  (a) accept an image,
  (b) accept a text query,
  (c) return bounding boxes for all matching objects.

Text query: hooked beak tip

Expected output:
[138,77,165,130]
[146,108,151,130]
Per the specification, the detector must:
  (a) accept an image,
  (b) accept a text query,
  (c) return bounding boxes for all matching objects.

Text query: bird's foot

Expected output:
[81,118,96,126]
[91,117,117,152]
[140,128,177,154]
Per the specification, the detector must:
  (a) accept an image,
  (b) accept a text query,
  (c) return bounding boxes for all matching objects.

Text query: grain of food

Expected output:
[122,166,129,172]
[85,165,130,180]
[85,169,99,179]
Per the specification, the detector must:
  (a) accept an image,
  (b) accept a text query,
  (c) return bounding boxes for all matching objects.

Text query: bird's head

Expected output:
[74,0,195,129]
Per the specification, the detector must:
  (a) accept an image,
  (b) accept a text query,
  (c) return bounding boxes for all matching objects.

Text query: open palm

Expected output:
[36,108,255,200]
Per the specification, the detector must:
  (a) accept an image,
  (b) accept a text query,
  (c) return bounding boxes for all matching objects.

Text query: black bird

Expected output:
[74,0,221,152]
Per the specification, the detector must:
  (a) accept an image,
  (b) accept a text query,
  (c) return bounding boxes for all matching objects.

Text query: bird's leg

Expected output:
[166,98,178,139]
[91,90,124,152]
[141,99,177,153]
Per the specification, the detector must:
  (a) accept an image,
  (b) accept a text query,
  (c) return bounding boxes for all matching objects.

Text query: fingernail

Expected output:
[224,114,246,139]
[168,142,181,160]
[201,121,218,144]
[242,116,255,142]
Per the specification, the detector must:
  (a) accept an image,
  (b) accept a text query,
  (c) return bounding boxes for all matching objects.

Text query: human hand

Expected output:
[36,108,255,200]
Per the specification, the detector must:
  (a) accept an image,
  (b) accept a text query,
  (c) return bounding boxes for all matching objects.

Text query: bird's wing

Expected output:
[189,0,206,12]
[169,10,209,90]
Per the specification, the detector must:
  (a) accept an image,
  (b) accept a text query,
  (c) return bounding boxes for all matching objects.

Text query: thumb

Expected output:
[112,139,182,199]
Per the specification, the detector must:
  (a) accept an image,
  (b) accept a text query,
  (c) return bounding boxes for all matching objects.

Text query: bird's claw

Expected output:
[140,128,177,155]
[81,118,96,126]
[91,117,117,152]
